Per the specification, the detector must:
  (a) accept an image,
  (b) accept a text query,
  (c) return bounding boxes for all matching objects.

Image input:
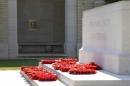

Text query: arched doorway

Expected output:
[17,0,65,55]
[8,0,77,58]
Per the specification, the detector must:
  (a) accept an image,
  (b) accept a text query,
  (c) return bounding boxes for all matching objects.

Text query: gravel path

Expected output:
[0,70,30,86]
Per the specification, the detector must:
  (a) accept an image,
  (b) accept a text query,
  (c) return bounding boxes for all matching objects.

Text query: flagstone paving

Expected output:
[0,70,30,86]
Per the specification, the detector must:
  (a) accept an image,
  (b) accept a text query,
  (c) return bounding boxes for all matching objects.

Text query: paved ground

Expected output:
[0,70,30,86]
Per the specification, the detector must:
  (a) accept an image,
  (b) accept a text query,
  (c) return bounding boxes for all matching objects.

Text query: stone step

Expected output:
[0,70,30,86]
[39,63,130,86]
[20,71,66,86]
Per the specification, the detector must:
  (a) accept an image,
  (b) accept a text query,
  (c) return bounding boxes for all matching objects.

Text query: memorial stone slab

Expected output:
[79,1,130,75]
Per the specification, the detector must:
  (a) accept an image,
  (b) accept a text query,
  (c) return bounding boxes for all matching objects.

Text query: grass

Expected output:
[0,56,77,70]
[0,59,39,70]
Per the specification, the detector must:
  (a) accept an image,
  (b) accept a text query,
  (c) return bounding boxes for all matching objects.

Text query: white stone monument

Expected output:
[79,1,130,75]
[23,1,130,86]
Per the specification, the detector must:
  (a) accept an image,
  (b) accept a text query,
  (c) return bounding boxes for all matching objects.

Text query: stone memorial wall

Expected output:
[79,1,130,75]
[0,0,8,58]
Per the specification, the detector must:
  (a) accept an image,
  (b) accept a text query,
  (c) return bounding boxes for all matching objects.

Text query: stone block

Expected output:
[79,1,130,74]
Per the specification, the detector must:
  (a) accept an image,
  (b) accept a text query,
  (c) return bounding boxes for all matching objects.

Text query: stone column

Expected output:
[0,0,8,58]
[8,0,18,58]
[65,0,77,56]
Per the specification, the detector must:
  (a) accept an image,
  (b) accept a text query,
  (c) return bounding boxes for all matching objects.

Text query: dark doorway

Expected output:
[17,0,65,54]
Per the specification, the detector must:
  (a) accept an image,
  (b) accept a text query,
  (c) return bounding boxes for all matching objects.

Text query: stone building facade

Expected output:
[0,0,106,59]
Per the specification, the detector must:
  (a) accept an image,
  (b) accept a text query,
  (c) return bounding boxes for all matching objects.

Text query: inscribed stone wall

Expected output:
[79,1,130,74]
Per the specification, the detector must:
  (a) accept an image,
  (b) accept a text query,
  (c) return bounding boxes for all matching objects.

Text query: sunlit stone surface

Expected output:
[41,64,130,86]
[79,1,130,75]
